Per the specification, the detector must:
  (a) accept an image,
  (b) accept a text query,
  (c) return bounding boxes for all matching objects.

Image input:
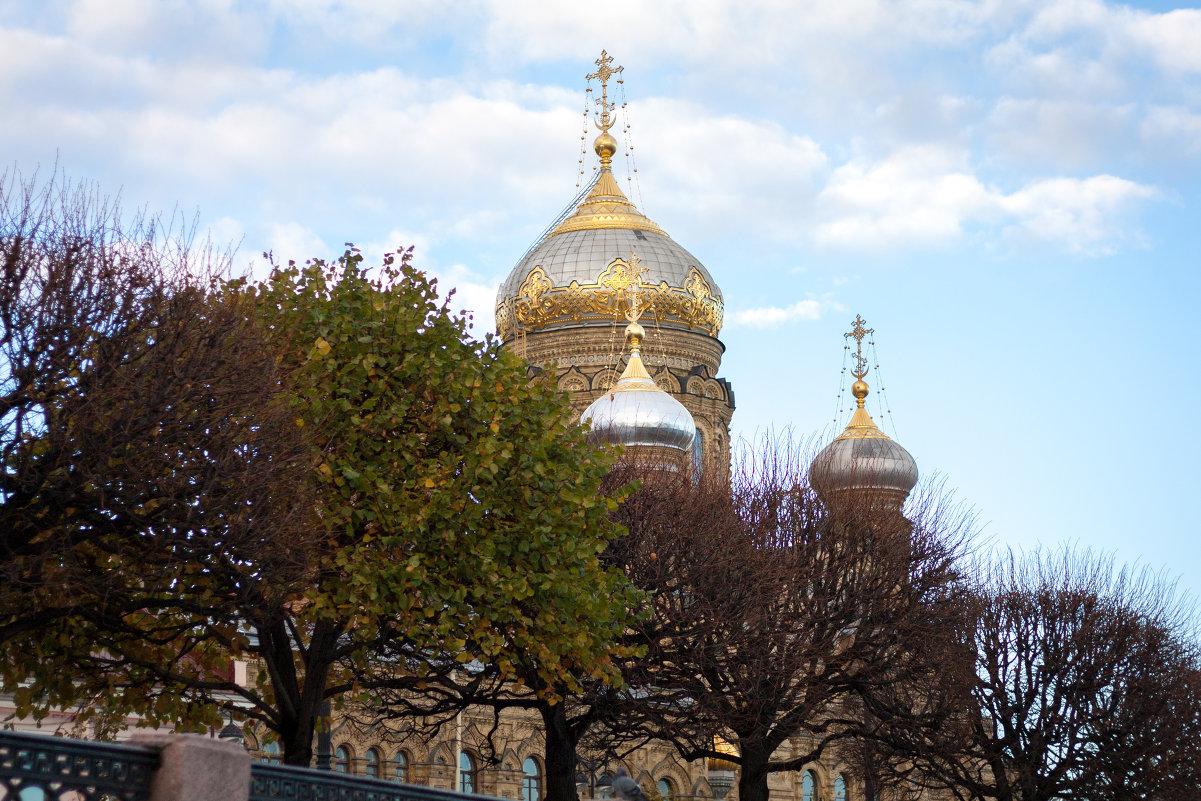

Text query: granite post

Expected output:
[130,733,250,801]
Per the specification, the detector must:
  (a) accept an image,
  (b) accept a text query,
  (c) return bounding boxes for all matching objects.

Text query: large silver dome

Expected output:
[499,228,722,319]
[495,166,724,341]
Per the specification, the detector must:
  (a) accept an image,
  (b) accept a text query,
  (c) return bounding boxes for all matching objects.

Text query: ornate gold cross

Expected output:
[619,252,648,323]
[845,314,873,379]
[587,50,623,133]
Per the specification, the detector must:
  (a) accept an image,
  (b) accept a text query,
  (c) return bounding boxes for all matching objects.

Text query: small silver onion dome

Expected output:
[810,430,919,501]
[810,338,918,507]
[580,322,696,455]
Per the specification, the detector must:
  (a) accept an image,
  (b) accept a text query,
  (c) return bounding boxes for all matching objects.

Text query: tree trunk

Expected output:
[736,744,772,801]
[281,715,315,767]
[259,618,340,767]
[737,769,771,801]
[541,702,580,801]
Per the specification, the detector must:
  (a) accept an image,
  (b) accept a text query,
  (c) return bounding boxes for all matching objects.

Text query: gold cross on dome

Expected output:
[586,50,623,133]
[619,252,648,323]
[845,314,873,380]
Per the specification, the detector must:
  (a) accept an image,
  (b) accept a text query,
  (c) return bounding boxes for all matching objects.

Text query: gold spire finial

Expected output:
[845,314,874,409]
[587,50,623,167]
[587,50,622,134]
[847,314,873,380]
[547,52,668,238]
[836,314,887,439]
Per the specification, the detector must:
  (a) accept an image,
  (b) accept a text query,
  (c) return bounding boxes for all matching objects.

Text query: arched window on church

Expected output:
[802,771,817,801]
[365,748,380,778]
[657,778,674,800]
[460,751,477,793]
[334,745,351,773]
[393,750,410,783]
[691,432,704,479]
[523,757,542,801]
[834,775,847,801]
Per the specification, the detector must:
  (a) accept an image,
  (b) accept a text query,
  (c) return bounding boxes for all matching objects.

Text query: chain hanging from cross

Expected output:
[846,314,873,380]
[587,50,623,134]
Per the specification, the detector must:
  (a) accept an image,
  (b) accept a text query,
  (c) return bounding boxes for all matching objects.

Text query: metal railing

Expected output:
[0,730,510,801]
[0,730,158,801]
[250,762,498,801]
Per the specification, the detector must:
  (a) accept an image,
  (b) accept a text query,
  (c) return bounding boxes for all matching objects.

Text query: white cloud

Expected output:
[873,91,979,147]
[986,98,1136,168]
[0,0,1179,273]
[998,175,1156,254]
[814,146,993,247]
[989,0,1201,110]
[726,296,843,329]
[1023,0,1201,75]
[262,221,329,265]
[812,145,1155,253]
[0,43,589,243]
[1139,106,1201,155]
[67,0,172,48]
[1131,9,1201,73]
[477,0,1009,68]
[63,0,268,65]
[631,99,828,241]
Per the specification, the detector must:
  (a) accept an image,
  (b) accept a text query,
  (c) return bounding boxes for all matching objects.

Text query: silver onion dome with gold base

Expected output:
[580,320,696,472]
[810,316,918,509]
[495,51,734,479]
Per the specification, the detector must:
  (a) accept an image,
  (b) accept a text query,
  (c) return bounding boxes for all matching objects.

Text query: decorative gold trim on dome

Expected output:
[835,405,891,441]
[549,170,666,236]
[495,257,724,340]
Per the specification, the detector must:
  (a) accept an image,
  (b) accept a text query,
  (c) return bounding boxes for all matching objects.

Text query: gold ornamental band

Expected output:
[496,258,724,340]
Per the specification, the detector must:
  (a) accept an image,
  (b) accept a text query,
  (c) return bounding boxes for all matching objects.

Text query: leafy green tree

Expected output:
[4,240,634,766]
[236,247,637,763]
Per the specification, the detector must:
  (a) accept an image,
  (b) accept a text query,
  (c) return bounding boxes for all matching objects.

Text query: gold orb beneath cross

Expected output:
[594,132,618,159]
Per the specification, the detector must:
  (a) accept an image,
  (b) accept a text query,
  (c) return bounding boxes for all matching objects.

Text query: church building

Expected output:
[236,51,928,801]
[494,51,733,480]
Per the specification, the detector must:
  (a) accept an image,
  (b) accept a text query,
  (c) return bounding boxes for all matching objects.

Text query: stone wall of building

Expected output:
[252,705,877,801]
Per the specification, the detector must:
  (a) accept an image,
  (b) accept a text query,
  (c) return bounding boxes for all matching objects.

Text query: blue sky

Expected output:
[3,0,1199,599]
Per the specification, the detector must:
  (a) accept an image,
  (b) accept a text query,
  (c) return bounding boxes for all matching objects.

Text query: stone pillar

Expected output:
[130,734,250,801]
